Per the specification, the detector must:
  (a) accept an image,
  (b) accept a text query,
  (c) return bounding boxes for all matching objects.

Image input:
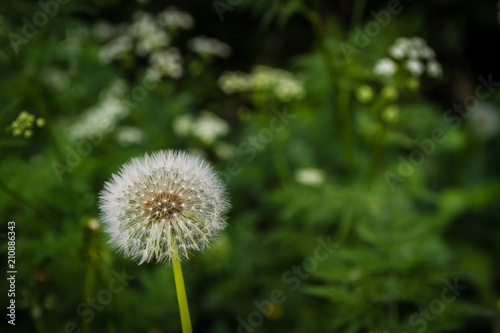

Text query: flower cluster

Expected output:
[99,150,230,263]
[173,111,229,145]
[218,65,305,102]
[149,48,183,79]
[10,111,45,139]
[67,80,129,141]
[374,37,442,79]
[188,36,232,58]
[96,7,231,80]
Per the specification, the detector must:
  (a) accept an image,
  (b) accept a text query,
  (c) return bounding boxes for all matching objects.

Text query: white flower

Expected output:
[158,7,194,30]
[404,59,425,77]
[68,80,129,141]
[173,112,229,145]
[374,58,397,76]
[214,142,236,160]
[43,67,71,91]
[274,77,305,102]
[218,71,251,94]
[129,12,170,56]
[99,35,133,63]
[470,103,500,138]
[294,168,326,186]
[427,60,443,78]
[172,114,194,136]
[99,150,230,263]
[188,36,231,58]
[388,44,406,60]
[191,112,229,145]
[115,127,145,147]
[136,29,169,56]
[149,48,183,79]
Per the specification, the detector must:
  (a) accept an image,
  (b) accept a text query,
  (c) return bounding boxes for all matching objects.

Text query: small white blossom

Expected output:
[158,7,194,30]
[214,142,236,160]
[68,80,129,141]
[427,60,443,78]
[294,168,326,186]
[274,77,305,102]
[149,48,183,79]
[388,44,406,60]
[374,58,397,76]
[129,12,170,56]
[191,112,229,145]
[99,150,230,263]
[99,35,133,63]
[43,68,71,91]
[188,36,231,58]
[173,114,194,137]
[385,37,441,79]
[219,66,305,101]
[470,103,500,138]
[405,59,425,77]
[218,71,252,94]
[116,127,145,147]
[173,112,229,145]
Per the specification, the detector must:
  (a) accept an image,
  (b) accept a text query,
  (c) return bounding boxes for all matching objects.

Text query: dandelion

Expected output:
[99,150,230,333]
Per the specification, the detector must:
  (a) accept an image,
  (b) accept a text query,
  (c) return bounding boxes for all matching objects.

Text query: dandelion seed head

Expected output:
[99,150,230,264]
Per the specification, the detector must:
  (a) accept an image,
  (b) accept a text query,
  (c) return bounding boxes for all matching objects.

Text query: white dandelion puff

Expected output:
[99,150,230,263]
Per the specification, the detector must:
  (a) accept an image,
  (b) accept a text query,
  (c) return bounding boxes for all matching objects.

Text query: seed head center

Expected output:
[143,192,183,221]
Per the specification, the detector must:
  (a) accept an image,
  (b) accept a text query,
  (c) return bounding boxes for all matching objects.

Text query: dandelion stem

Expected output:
[82,261,95,333]
[172,242,193,333]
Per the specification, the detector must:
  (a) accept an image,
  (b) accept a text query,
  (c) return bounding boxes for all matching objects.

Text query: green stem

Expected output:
[172,242,193,333]
[350,0,367,29]
[82,261,96,333]
[34,316,48,333]
[338,88,355,181]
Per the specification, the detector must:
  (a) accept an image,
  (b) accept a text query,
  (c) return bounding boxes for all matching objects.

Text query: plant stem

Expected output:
[172,242,193,333]
[338,87,355,182]
[82,261,95,333]
[350,0,367,29]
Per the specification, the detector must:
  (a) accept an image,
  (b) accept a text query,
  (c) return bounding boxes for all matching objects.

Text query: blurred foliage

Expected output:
[1,0,500,332]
